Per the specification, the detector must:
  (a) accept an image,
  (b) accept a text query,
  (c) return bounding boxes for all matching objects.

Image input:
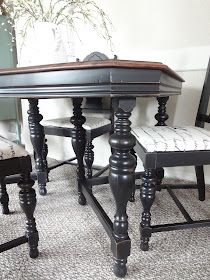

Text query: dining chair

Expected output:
[132,58,210,251]
[42,52,113,203]
[0,136,39,258]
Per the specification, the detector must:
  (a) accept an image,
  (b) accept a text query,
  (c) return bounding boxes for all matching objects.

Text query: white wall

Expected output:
[20,0,210,182]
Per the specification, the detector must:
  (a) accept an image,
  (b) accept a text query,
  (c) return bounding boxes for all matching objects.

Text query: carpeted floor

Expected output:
[1,161,210,280]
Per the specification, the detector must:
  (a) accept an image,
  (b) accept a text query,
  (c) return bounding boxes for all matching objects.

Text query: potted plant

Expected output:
[0,0,112,65]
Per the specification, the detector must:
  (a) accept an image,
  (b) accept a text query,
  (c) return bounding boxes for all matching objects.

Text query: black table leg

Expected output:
[71,98,86,205]
[28,99,47,195]
[109,98,136,278]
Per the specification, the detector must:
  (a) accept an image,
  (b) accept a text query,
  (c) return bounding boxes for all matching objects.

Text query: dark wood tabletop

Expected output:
[0,59,184,98]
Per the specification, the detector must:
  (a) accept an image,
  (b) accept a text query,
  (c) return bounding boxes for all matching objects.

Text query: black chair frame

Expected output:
[0,155,39,258]
[134,58,210,251]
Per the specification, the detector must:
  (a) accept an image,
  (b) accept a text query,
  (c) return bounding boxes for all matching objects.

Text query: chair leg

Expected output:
[155,96,169,126]
[195,165,205,201]
[42,139,49,182]
[0,177,9,214]
[156,167,164,191]
[71,98,86,206]
[84,140,94,179]
[129,148,137,202]
[28,99,47,196]
[18,173,39,258]
[140,169,157,251]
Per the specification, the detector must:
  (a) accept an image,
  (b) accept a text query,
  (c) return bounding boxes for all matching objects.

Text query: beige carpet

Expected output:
[1,162,210,280]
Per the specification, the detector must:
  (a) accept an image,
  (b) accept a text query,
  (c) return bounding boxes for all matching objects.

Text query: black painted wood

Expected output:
[4,172,37,185]
[132,95,169,201]
[135,58,210,251]
[151,220,210,233]
[70,98,86,205]
[0,58,184,278]
[135,59,210,170]
[167,187,193,222]
[43,52,113,186]
[140,169,157,251]
[92,164,109,178]
[42,139,49,182]
[84,140,94,180]
[149,187,210,233]
[129,148,137,202]
[160,184,197,189]
[0,154,39,258]
[156,167,164,192]
[28,99,47,195]
[109,98,136,277]
[82,181,113,238]
[155,96,169,126]
[18,172,39,258]
[0,236,28,253]
[0,60,183,99]
[194,58,210,201]
[86,171,144,188]
[155,97,168,191]
[195,165,205,201]
[0,177,9,214]
[86,176,109,186]
[195,58,210,128]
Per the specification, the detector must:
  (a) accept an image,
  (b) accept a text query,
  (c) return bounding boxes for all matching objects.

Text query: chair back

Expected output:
[195,58,210,127]
[77,52,114,129]
[83,52,109,114]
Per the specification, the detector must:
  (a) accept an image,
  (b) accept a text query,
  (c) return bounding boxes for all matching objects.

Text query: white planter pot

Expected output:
[17,22,71,66]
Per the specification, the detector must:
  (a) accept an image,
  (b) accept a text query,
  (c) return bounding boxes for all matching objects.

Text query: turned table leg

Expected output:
[109,98,136,278]
[71,98,86,205]
[27,99,47,195]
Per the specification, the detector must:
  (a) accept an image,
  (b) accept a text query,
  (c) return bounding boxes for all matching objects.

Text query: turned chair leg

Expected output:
[34,138,49,183]
[140,169,157,251]
[84,140,94,193]
[155,96,169,126]
[28,99,47,196]
[195,165,205,201]
[84,140,94,179]
[154,96,168,192]
[71,98,86,206]
[129,148,137,202]
[18,173,39,258]
[42,139,49,182]
[0,177,9,214]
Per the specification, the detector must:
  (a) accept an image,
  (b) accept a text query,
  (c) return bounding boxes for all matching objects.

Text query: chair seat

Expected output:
[132,126,210,152]
[42,116,111,131]
[0,136,28,160]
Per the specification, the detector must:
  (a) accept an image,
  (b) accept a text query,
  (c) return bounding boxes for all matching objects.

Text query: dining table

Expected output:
[0,59,184,277]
